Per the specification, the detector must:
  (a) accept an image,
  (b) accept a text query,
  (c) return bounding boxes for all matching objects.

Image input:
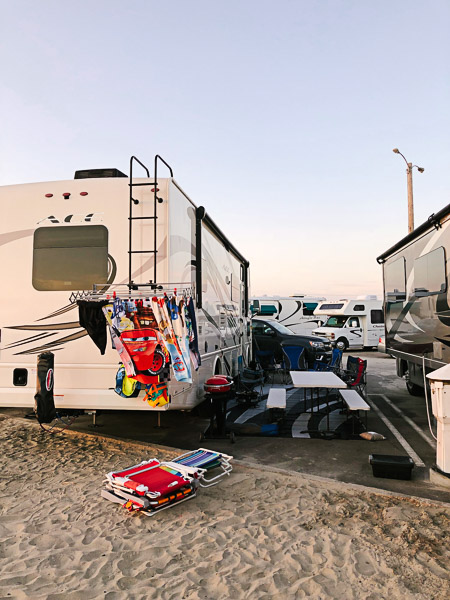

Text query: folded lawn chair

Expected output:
[173,448,233,487]
[102,459,204,515]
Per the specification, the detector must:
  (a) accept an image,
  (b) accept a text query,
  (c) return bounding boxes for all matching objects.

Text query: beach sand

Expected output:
[0,415,449,600]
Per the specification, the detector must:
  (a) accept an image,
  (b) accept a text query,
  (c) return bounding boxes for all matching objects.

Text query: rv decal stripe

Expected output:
[7,322,81,331]
[4,332,57,349]
[13,330,88,355]
[15,347,65,355]
[37,304,77,321]
[279,301,302,324]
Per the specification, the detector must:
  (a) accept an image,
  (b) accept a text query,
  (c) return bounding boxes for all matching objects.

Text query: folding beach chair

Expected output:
[102,459,204,515]
[173,448,233,487]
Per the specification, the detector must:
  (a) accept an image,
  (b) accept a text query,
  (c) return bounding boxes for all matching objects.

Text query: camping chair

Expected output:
[312,348,343,373]
[339,356,367,397]
[281,345,306,384]
[235,359,265,405]
[255,349,281,383]
[173,448,233,487]
[101,459,202,515]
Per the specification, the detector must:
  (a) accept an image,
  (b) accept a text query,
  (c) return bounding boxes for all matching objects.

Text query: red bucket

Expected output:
[204,375,233,394]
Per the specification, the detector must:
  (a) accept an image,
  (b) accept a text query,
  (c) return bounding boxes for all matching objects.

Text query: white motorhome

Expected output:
[250,295,326,335]
[0,155,251,413]
[312,297,384,350]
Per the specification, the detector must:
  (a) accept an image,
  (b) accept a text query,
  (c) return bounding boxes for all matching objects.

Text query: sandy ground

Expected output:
[0,415,449,600]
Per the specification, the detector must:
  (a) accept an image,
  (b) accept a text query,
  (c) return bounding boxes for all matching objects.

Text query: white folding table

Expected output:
[290,371,347,433]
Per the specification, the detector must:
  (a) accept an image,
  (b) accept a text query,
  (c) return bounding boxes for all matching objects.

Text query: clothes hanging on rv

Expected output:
[186,296,201,369]
[77,299,110,355]
[103,296,193,384]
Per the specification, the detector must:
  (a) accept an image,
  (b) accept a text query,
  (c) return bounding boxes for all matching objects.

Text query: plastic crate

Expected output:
[369,454,415,480]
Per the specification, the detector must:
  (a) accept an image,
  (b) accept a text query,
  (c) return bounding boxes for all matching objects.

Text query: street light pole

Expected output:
[406,161,414,234]
[393,148,424,234]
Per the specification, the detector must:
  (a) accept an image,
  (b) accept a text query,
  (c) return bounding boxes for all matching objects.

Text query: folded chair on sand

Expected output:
[173,448,233,487]
[101,459,204,515]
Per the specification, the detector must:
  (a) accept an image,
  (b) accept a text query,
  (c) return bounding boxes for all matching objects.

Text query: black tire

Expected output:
[406,380,425,397]
[335,337,348,351]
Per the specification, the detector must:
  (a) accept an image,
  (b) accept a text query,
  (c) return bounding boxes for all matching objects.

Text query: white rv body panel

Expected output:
[311,298,384,350]
[250,295,326,334]
[0,173,250,411]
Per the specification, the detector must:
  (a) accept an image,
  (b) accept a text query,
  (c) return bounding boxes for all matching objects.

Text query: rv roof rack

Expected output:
[70,282,194,303]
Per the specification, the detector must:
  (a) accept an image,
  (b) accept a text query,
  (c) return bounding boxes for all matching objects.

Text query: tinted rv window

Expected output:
[385,257,406,302]
[371,309,384,324]
[319,303,344,310]
[354,304,365,311]
[414,247,446,296]
[303,302,318,315]
[32,225,108,291]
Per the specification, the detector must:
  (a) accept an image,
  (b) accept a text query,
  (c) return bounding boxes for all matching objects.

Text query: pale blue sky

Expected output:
[1,1,449,298]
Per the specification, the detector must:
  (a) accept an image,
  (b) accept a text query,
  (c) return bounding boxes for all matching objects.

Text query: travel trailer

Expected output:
[312,297,384,350]
[377,204,450,395]
[0,155,251,413]
[250,295,326,335]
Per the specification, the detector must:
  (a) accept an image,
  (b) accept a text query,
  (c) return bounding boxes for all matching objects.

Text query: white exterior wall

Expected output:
[0,175,250,412]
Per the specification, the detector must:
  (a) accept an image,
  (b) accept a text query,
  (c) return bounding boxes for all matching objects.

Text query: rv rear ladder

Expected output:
[128,155,173,290]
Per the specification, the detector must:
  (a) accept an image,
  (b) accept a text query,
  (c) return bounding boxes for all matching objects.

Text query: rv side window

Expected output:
[32,225,109,291]
[348,317,360,328]
[414,247,446,296]
[354,304,365,311]
[384,257,406,302]
[303,302,318,315]
[319,303,344,311]
[371,309,384,324]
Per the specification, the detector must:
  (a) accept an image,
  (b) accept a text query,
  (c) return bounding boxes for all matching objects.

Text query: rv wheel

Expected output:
[406,380,424,397]
[335,338,348,351]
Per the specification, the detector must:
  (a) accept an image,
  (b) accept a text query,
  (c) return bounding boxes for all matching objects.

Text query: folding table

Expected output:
[290,371,347,433]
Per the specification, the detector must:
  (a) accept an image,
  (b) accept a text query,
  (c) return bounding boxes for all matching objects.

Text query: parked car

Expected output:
[377,335,386,354]
[251,318,332,368]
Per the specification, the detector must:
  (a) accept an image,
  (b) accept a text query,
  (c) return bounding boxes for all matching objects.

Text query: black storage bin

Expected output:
[369,454,415,480]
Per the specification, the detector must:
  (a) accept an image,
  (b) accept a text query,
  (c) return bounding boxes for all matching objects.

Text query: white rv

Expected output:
[312,297,384,350]
[0,155,251,412]
[250,295,326,335]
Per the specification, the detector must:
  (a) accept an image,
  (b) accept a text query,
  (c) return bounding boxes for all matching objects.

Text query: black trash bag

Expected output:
[34,352,56,424]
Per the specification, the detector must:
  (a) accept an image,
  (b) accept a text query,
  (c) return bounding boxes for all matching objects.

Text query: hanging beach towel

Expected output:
[144,382,170,408]
[152,297,191,383]
[114,366,141,398]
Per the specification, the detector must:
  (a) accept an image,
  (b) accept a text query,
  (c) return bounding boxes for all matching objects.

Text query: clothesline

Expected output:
[70,282,195,303]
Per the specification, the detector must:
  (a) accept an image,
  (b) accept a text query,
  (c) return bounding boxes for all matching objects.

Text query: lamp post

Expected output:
[393,148,424,234]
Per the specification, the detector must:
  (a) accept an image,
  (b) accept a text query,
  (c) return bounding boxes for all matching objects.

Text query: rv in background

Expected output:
[250,295,326,335]
[377,204,450,396]
[0,155,251,413]
[312,297,384,350]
